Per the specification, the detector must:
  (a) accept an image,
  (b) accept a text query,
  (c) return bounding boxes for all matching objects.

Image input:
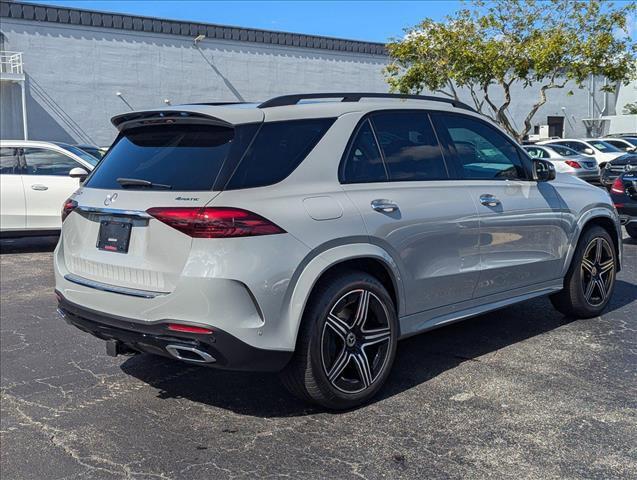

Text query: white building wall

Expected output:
[0,19,388,145]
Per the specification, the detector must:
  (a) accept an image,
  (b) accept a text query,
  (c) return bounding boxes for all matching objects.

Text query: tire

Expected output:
[280,270,398,410]
[550,225,617,318]
[626,223,637,239]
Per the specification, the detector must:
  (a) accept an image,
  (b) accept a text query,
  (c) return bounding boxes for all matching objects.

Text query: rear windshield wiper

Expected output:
[116,178,172,189]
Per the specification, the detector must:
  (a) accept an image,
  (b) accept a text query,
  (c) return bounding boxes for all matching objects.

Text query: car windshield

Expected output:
[56,143,100,166]
[620,137,637,147]
[546,145,579,157]
[589,141,622,153]
[79,146,106,159]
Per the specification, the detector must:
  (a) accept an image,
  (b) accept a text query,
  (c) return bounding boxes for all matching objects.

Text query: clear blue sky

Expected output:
[27,1,464,42]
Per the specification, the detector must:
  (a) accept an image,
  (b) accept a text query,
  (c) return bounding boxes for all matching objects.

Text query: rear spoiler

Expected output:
[111,106,264,132]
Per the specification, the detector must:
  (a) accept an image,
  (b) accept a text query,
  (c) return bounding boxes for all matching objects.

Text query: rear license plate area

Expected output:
[97,220,132,253]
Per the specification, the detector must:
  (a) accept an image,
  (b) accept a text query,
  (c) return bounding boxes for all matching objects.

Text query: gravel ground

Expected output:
[1,233,636,479]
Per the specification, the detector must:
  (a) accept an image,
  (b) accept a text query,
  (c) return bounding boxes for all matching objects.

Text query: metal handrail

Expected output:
[0,51,24,75]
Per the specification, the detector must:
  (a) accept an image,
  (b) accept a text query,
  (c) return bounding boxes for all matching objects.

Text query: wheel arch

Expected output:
[564,208,622,275]
[281,242,405,350]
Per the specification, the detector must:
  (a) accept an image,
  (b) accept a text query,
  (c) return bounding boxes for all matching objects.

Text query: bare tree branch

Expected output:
[522,75,568,139]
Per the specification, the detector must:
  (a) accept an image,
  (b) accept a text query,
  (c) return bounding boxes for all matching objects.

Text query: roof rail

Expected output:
[257,92,476,112]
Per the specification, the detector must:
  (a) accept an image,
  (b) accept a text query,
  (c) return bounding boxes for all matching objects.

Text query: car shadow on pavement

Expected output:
[0,236,59,254]
[120,281,635,417]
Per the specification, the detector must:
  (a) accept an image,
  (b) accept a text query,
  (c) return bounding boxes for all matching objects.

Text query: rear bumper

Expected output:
[617,208,637,226]
[600,169,623,187]
[56,293,293,372]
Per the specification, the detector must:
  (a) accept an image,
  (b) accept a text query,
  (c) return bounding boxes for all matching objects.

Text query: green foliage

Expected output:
[624,102,637,115]
[385,0,637,141]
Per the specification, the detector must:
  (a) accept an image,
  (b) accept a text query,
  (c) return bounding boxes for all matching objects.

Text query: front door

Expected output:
[432,112,567,298]
[340,111,481,316]
[22,147,83,230]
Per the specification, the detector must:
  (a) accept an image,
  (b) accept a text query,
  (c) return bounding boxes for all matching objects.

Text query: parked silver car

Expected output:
[523,144,600,181]
[55,93,623,409]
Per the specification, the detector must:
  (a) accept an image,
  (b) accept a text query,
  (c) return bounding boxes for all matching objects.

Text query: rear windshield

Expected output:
[85,124,254,191]
[85,118,334,191]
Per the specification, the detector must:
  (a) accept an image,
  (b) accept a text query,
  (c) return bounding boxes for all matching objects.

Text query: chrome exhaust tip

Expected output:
[165,344,216,364]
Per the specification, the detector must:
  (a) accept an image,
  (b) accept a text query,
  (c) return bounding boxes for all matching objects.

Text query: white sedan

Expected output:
[0,140,97,236]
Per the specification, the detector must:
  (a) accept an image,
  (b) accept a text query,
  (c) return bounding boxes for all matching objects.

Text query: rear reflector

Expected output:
[167,323,213,335]
[61,198,78,222]
[565,160,582,169]
[146,207,285,238]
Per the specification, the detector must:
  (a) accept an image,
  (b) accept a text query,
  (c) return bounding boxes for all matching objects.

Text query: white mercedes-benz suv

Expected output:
[55,93,622,409]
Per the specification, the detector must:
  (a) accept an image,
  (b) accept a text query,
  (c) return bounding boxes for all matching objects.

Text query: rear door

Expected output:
[60,122,253,293]
[433,112,566,298]
[0,147,26,232]
[340,111,481,316]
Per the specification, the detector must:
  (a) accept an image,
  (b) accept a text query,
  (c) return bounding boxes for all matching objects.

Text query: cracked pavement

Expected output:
[1,233,636,479]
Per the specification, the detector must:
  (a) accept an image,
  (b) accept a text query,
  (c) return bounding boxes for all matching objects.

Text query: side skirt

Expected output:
[398,279,564,339]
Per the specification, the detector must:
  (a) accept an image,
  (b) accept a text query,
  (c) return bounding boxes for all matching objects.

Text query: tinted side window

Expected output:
[436,114,526,180]
[0,147,21,174]
[226,118,335,190]
[371,112,448,181]
[23,148,80,176]
[340,119,387,183]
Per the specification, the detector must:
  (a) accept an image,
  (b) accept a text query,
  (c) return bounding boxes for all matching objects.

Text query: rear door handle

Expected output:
[371,199,399,213]
[479,194,500,207]
[31,184,48,191]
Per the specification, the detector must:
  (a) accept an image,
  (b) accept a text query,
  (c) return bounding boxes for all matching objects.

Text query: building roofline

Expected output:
[0,1,388,56]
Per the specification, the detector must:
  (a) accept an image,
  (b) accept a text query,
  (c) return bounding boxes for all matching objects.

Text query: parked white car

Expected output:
[537,138,625,168]
[0,140,96,236]
[600,137,637,153]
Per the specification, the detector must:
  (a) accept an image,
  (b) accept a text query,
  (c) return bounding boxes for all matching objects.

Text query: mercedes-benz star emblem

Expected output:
[104,193,118,206]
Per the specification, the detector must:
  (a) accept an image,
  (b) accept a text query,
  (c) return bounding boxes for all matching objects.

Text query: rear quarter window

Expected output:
[224,118,335,190]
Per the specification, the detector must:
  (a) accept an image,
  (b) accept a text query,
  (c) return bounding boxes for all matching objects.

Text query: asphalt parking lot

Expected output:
[1,234,635,480]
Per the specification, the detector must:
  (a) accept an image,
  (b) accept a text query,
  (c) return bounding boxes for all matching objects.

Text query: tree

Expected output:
[624,102,637,115]
[385,0,637,141]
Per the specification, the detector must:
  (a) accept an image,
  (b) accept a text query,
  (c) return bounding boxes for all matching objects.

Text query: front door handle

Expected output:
[371,199,399,213]
[479,194,500,207]
[31,184,48,191]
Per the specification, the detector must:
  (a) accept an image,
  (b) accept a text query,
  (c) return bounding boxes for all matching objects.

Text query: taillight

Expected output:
[61,198,78,222]
[146,207,285,238]
[565,160,582,169]
[611,178,625,194]
[167,323,213,335]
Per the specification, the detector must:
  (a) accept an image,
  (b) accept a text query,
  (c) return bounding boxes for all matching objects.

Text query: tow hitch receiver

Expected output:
[106,339,137,357]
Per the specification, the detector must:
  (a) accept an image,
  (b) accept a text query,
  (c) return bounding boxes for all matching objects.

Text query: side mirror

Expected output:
[69,167,89,182]
[533,159,556,182]
[583,148,595,155]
